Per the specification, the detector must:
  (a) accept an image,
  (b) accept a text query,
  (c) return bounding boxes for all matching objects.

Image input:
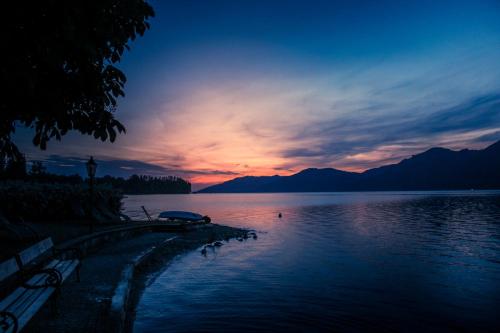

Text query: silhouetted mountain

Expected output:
[261,168,358,192]
[198,141,500,192]
[198,175,282,193]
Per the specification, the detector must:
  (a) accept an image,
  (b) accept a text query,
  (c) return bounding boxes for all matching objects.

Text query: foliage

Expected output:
[0,182,122,223]
[0,157,191,222]
[0,1,155,159]
[97,174,192,194]
[0,155,27,180]
[28,172,84,185]
[0,161,191,194]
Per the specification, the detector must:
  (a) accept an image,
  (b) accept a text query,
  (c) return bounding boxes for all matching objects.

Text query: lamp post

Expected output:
[86,156,97,233]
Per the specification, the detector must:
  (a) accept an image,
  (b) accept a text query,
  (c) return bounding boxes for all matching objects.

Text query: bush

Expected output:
[0,181,123,223]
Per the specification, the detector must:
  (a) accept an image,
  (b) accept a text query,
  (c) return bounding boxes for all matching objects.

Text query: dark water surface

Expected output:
[124,192,500,332]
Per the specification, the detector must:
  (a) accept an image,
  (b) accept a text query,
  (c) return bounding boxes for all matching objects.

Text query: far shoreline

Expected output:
[179,189,500,194]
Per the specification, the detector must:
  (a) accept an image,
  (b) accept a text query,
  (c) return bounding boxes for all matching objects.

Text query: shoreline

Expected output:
[22,223,249,333]
[122,224,249,333]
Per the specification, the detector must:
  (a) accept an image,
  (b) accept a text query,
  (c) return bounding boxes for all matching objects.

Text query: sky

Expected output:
[14,0,500,190]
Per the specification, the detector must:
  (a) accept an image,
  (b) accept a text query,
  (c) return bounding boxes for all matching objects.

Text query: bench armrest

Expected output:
[21,268,63,289]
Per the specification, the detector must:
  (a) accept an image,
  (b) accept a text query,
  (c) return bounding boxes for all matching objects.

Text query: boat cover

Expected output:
[158,211,204,221]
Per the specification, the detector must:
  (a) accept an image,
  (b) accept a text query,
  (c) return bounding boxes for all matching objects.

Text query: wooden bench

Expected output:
[0,238,82,333]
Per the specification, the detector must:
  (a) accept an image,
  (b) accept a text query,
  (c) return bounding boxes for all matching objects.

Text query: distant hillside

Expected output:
[198,140,500,193]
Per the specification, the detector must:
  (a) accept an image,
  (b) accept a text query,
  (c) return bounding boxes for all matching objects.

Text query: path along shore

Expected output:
[21,223,248,333]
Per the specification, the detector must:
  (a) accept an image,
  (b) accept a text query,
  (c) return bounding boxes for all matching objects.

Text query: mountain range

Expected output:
[198,140,500,193]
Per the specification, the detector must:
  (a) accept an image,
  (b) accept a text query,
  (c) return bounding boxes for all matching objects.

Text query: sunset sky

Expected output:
[15,0,500,190]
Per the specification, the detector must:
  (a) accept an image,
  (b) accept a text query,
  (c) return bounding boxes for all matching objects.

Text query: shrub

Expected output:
[0,181,123,223]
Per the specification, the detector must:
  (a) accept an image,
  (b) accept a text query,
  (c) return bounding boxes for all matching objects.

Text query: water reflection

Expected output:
[126,192,500,332]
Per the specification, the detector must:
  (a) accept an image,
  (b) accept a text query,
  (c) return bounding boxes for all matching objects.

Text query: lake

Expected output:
[123,191,500,332]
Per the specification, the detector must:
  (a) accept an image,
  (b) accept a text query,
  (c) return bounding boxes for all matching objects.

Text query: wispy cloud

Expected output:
[14,36,500,186]
[41,155,239,182]
[281,93,500,170]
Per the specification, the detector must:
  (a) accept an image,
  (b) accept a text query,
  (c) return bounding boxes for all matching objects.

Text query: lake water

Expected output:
[124,192,500,332]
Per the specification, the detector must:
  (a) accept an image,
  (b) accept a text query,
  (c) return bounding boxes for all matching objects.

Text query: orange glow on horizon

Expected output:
[59,75,500,189]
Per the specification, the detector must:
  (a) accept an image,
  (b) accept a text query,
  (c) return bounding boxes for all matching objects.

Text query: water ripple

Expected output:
[126,191,500,332]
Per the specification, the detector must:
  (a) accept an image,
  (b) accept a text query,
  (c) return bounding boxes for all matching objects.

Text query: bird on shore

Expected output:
[201,247,207,255]
[278,212,282,218]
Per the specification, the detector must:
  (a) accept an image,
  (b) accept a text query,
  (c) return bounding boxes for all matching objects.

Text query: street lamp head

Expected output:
[86,156,97,178]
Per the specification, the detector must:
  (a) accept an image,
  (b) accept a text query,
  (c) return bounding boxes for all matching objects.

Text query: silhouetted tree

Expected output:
[1,167,190,193]
[0,1,154,159]
[0,157,5,176]
[96,174,191,194]
[4,155,27,179]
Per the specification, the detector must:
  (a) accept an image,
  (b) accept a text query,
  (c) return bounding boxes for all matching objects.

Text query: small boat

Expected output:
[140,206,211,227]
[158,210,210,223]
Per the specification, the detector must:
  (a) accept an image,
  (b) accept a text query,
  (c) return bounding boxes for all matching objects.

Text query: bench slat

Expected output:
[17,238,54,267]
[0,258,19,282]
[0,259,79,333]
[7,261,72,316]
[0,259,75,311]
[1,235,82,333]
[16,260,79,332]
[0,260,59,311]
